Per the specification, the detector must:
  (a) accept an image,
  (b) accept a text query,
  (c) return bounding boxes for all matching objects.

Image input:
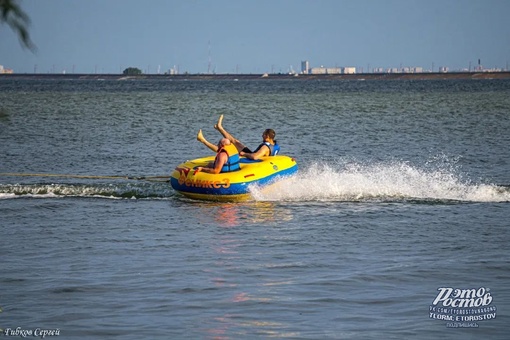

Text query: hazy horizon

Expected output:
[1,0,509,74]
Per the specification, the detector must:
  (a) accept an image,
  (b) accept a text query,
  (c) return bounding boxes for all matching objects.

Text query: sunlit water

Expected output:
[1,79,509,339]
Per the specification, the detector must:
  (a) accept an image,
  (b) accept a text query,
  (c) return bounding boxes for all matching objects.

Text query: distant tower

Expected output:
[207,41,212,74]
[301,60,310,74]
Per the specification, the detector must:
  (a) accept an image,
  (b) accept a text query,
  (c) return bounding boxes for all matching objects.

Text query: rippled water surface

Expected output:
[1,79,509,339]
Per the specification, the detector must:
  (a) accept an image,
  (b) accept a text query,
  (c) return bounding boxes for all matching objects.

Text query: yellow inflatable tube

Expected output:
[170,155,298,201]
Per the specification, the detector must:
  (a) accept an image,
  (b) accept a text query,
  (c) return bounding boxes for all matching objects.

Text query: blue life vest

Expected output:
[254,141,280,156]
[215,144,241,173]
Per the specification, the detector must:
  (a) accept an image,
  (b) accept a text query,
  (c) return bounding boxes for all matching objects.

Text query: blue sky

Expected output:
[1,0,509,74]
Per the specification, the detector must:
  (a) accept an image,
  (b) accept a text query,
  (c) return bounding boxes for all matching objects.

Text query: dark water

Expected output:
[1,79,509,339]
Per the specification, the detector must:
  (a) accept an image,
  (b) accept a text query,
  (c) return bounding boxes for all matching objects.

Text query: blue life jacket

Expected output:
[254,141,280,156]
[215,144,241,173]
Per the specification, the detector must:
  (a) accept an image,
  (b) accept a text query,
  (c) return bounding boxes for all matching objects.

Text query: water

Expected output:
[1,78,509,339]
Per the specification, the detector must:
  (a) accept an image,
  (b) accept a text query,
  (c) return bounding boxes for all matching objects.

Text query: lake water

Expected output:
[1,78,509,339]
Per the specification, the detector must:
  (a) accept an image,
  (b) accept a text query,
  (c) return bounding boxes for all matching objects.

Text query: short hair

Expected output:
[264,129,276,140]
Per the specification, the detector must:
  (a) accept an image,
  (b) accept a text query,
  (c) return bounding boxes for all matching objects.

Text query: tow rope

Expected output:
[0,173,170,182]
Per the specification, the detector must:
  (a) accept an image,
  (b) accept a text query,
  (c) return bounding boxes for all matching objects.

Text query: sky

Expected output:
[1,0,509,74]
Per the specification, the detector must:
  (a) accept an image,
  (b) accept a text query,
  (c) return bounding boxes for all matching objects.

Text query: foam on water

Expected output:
[0,182,174,200]
[1,159,508,203]
[250,159,510,203]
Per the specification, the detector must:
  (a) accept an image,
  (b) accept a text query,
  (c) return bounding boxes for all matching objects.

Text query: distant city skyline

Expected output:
[1,0,509,75]
[2,59,507,76]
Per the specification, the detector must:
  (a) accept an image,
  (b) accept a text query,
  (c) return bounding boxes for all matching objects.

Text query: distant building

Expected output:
[302,61,357,74]
[0,65,14,74]
[301,60,310,74]
[343,67,356,74]
[167,65,179,75]
[309,66,358,74]
[327,67,341,74]
[309,67,342,74]
[309,67,326,74]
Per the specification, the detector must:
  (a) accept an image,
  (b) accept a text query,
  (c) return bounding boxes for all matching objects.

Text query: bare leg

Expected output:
[214,115,247,152]
[197,129,218,152]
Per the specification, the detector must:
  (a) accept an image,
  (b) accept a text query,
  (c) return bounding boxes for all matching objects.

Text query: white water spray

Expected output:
[250,160,510,203]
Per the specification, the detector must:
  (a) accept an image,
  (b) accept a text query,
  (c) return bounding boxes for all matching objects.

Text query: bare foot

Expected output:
[197,129,205,142]
[214,114,224,131]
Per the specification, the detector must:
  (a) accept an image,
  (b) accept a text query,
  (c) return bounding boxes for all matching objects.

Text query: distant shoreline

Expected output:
[1,71,510,81]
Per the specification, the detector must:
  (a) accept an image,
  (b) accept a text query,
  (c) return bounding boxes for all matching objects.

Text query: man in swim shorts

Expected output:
[197,115,280,160]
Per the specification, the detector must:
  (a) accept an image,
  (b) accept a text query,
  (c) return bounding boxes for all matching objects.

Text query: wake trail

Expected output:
[250,160,510,203]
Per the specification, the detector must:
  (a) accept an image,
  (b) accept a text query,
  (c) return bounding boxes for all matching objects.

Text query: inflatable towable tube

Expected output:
[170,155,298,201]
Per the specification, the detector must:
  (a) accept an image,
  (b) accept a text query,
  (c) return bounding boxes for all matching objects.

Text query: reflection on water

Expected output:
[214,203,241,227]
[194,200,298,337]
[191,200,294,228]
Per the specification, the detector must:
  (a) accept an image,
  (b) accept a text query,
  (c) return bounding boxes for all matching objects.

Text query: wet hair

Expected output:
[264,129,276,140]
